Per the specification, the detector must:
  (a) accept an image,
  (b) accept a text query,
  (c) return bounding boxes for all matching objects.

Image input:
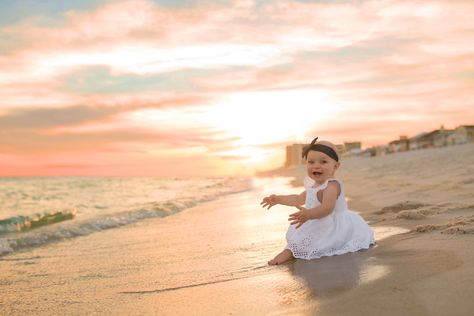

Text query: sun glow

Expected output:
[220,147,272,164]
[115,89,339,167]
[201,89,340,164]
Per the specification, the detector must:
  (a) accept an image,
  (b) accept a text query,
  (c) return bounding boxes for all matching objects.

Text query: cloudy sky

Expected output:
[1,0,473,177]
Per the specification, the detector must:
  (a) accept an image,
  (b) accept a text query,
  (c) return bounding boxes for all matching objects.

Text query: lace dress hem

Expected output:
[287,237,375,260]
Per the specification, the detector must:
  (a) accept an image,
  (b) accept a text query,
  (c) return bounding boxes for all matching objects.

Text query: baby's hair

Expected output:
[302,137,319,159]
[302,137,339,162]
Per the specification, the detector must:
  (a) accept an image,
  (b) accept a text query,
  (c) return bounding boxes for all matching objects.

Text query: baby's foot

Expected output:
[268,257,279,265]
[268,249,294,265]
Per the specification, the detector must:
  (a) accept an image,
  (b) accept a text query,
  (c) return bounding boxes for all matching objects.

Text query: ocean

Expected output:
[0,176,251,256]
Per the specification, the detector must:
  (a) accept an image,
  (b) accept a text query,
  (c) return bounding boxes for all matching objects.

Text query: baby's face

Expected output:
[306,150,339,184]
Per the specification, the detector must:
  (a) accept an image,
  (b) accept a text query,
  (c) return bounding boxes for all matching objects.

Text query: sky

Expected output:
[1,0,473,177]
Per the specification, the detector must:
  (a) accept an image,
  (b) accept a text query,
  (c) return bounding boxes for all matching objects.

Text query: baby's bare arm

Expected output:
[261,191,305,209]
[276,191,306,207]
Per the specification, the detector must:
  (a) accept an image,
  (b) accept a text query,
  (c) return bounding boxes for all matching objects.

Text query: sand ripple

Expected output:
[415,215,474,234]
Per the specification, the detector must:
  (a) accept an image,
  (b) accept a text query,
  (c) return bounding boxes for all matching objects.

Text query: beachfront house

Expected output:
[455,125,474,143]
[433,127,455,147]
[335,144,345,154]
[446,130,467,145]
[409,127,455,149]
[344,142,362,155]
[285,144,306,166]
[388,136,409,153]
[368,145,389,156]
[409,132,430,150]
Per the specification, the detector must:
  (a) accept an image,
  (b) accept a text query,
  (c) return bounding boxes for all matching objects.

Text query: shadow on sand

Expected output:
[288,249,384,298]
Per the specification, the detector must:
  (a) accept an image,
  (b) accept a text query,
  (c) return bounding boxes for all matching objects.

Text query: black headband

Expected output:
[302,137,339,162]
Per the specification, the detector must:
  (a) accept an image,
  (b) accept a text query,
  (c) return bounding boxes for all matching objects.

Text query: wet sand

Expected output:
[1,144,474,315]
[0,179,315,315]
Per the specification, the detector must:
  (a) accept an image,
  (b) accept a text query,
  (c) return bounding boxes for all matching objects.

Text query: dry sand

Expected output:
[1,144,474,315]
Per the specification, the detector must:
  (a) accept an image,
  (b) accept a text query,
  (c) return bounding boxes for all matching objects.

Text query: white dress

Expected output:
[286,177,375,260]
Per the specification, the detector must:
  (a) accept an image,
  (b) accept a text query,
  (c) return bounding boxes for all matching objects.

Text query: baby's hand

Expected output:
[260,194,278,210]
[288,206,309,229]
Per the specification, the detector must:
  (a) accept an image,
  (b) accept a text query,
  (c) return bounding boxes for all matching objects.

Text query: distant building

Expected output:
[409,126,454,149]
[409,132,427,150]
[285,144,306,166]
[335,144,345,154]
[369,145,388,156]
[433,126,455,147]
[455,125,474,143]
[282,123,473,165]
[413,132,434,149]
[389,136,409,153]
[446,132,466,145]
[343,142,362,154]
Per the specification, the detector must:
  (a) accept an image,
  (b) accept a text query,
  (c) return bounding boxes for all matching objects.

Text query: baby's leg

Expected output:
[268,249,294,265]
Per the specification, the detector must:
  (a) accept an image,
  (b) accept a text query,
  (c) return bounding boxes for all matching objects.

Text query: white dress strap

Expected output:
[312,178,339,191]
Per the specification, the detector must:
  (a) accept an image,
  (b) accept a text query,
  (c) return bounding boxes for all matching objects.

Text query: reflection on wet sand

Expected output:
[288,247,391,298]
[289,251,368,297]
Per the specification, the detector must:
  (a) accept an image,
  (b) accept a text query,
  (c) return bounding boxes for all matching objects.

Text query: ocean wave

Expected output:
[0,210,76,233]
[0,177,251,256]
[0,200,192,256]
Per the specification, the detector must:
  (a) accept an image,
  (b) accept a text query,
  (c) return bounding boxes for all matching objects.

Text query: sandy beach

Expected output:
[1,143,474,315]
